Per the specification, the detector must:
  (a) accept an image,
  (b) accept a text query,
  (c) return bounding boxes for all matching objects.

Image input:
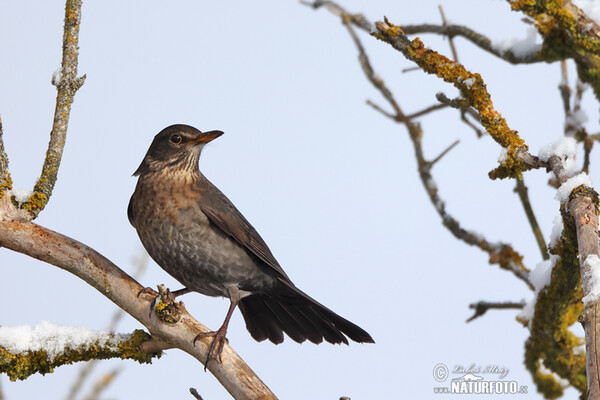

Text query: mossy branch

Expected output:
[373,19,530,179]
[401,23,545,64]
[525,229,586,398]
[0,117,11,198]
[21,0,86,217]
[0,330,158,381]
[510,0,600,101]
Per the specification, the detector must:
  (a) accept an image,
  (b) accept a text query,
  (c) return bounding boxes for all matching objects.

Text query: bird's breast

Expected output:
[130,174,275,297]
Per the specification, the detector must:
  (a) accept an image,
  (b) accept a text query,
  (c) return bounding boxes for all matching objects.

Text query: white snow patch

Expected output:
[518,256,557,324]
[565,108,589,136]
[582,255,600,306]
[11,188,32,203]
[463,77,476,89]
[51,68,62,86]
[548,215,564,249]
[556,173,593,203]
[539,137,578,176]
[0,321,129,361]
[539,362,571,388]
[573,0,600,26]
[497,147,508,164]
[493,27,542,58]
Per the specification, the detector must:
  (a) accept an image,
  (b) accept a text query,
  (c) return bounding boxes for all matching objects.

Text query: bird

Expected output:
[128,124,374,364]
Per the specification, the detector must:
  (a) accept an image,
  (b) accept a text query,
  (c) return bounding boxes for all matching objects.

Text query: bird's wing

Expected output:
[127,196,136,227]
[201,187,290,281]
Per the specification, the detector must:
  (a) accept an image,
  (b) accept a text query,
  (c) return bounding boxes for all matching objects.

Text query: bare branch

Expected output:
[559,61,571,114]
[190,388,205,400]
[22,0,86,217]
[309,2,533,288]
[0,197,276,400]
[400,23,542,64]
[343,18,405,120]
[82,368,122,400]
[438,6,459,64]
[429,139,459,168]
[514,177,549,260]
[466,301,525,323]
[405,103,448,120]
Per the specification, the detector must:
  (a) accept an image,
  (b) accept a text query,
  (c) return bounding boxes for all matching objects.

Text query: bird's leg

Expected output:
[194,289,241,369]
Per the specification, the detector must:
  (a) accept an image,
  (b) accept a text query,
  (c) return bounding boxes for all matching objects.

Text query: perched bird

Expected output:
[128,124,374,363]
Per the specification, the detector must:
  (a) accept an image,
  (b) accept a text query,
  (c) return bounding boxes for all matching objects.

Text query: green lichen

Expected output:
[0,173,12,198]
[0,329,160,381]
[509,0,600,101]
[524,201,588,398]
[20,191,48,213]
[154,298,182,324]
[569,185,600,213]
[372,21,528,179]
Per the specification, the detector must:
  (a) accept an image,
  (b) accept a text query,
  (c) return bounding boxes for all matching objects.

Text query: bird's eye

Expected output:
[170,134,182,144]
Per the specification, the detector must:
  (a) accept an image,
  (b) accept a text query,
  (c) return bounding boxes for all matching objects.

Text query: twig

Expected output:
[309,1,533,288]
[190,388,204,400]
[466,301,525,323]
[429,139,459,167]
[343,17,404,120]
[400,24,542,64]
[583,138,593,174]
[460,110,485,138]
[514,177,549,260]
[438,6,459,64]
[65,251,149,400]
[0,375,4,400]
[21,0,86,217]
[558,61,571,114]
[0,199,276,400]
[435,92,480,121]
[405,103,447,120]
[82,368,122,400]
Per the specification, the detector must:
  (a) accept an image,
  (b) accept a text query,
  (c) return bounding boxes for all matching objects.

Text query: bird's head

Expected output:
[133,124,224,176]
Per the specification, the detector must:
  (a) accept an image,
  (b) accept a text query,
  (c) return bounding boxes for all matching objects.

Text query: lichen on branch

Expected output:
[373,19,528,179]
[0,329,159,381]
[21,0,86,217]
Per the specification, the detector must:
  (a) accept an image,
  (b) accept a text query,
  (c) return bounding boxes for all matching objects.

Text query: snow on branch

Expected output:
[0,322,155,381]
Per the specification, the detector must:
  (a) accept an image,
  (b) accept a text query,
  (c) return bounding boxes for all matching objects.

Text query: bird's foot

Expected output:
[194,326,229,369]
[138,285,189,320]
[138,287,161,317]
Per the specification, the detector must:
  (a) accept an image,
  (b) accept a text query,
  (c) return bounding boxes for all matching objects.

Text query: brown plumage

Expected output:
[128,124,374,363]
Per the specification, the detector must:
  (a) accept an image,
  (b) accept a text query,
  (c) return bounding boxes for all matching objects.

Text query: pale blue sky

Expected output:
[0,1,595,399]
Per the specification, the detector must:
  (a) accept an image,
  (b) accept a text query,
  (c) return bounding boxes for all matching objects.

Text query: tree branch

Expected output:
[0,195,276,400]
[0,328,154,381]
[466,301,525,323]
[569,191,600,399]
[400,23,543,64]
[308,1,533,288]
[21,0,86,217]
[0,118,10,197]
[514,177,549,260]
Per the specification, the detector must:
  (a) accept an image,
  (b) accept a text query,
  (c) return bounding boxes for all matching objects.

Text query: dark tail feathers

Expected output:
[238,288,374,345]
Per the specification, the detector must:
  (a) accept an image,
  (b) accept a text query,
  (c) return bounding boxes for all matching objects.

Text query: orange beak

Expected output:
[190,130,224,145]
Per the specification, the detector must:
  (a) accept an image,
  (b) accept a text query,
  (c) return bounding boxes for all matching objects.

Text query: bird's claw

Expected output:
[138,287,160,317]
[194,328,229,370]
[138,286,159,298]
